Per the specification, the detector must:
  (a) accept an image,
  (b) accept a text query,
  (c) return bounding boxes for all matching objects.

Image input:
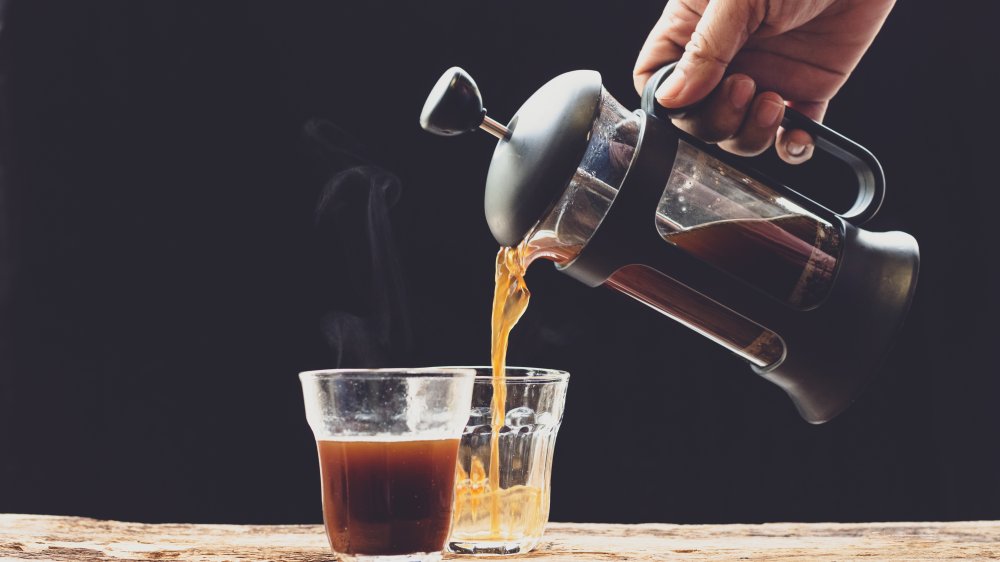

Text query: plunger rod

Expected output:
[480,115,512,140]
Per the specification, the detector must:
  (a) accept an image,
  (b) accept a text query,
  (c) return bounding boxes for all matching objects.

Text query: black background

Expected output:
[1,1,998,525]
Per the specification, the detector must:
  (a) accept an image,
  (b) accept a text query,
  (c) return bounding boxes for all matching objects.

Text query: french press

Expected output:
[420,65,919,423]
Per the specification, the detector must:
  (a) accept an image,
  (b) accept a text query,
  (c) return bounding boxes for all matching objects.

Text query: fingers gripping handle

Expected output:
[641,63,886,226]
[779,109,885,225]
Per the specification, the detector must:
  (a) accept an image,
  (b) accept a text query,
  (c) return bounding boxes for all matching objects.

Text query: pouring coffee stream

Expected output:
[421,65,919,426]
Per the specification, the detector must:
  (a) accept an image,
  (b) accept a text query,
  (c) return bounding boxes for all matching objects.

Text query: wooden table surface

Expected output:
[1,514,997,561]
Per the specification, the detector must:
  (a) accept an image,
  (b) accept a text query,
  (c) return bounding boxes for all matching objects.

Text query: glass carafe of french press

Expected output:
[420,65,919,423]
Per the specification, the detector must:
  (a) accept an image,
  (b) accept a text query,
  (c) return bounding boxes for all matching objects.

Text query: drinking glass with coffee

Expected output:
[300,368,475,562]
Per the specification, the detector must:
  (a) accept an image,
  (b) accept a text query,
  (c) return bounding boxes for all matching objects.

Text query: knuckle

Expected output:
[684,29,730,68]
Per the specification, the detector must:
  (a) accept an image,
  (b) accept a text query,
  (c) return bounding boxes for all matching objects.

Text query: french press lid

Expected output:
[421,67,603,246]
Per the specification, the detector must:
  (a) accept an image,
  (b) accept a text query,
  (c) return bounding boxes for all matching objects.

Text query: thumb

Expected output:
[655,1,764,108]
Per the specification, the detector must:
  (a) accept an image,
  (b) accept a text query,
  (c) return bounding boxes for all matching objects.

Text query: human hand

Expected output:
[634,0,894,163]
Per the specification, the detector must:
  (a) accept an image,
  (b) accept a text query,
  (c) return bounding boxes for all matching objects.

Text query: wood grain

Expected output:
[1,514,998,561]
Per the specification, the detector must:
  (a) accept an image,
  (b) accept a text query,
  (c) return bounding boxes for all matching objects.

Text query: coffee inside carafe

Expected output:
[655,141,842,309]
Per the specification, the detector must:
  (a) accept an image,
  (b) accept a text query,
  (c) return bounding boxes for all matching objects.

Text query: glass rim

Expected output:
[298,367,477,382]
[429,365,569,383]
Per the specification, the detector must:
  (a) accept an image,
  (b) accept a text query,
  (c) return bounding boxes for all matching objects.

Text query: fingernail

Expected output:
[655,68,685,102]
[728,78,754,109]
[787,142,806,157]
[755,100,783,128]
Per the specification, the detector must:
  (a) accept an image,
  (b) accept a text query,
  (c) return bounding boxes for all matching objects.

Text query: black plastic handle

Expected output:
[641,63,885,226]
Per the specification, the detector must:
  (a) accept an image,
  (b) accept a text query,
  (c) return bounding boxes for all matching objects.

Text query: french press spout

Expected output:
[421,65,919,423]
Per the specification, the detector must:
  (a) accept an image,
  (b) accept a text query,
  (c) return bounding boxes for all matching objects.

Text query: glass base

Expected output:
[336,552,440,562]
[447,537,541,556]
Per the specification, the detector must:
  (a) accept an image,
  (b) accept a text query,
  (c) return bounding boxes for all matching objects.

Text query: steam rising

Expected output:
[305,119,412,367]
